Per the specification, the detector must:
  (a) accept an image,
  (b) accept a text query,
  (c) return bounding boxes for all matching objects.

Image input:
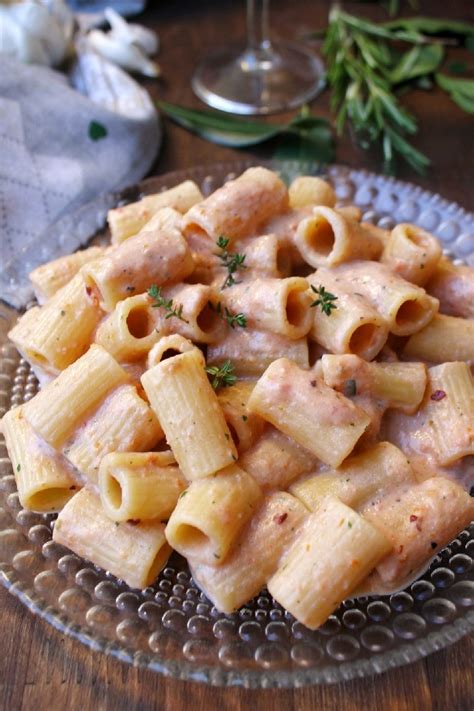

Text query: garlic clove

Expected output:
[104,7,159,56]
[87,29,161,78]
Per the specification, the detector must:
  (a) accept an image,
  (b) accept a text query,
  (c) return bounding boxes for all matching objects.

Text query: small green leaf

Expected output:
[389,44,443,84]
[384,17,474,38]
[436,73,474,113]
[88,121,108,141]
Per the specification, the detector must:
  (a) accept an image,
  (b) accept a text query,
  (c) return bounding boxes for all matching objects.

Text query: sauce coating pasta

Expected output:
[2,166,473,630]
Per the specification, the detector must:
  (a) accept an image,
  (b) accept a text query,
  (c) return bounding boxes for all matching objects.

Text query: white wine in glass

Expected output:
[192,0,325,115]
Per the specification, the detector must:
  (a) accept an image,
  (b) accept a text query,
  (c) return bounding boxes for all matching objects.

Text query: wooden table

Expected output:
[1,1,473,708]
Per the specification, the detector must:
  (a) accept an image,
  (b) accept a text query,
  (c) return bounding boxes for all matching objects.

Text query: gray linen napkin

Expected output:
[0,53,160,309]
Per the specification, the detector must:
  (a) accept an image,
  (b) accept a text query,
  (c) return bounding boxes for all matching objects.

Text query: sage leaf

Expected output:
[156,101,334,161]
[389,44,444,84]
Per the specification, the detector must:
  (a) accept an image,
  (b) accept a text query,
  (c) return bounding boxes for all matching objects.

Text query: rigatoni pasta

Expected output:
[247,358,370,468]
[53,488,172,589]
[107,180,203,244]
[141,349,237,480]
[3,165,473,632]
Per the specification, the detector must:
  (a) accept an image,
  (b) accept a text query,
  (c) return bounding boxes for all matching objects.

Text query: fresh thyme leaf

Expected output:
[208,301,247,329]
[205,360,237,389]
[310,285,338,316]
[215,236,247,289]
[147,284,189,323]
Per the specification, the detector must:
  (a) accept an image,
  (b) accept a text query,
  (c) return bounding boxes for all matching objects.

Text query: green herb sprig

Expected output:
[205,360,237,389]
[209,301,247,329]
[323,9,474,173]
[215,236,247,289]
[310,285,338,316]
[148,284,189,323]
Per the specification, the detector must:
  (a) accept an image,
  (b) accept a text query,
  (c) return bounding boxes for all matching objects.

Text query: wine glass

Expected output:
[191,0,325,115]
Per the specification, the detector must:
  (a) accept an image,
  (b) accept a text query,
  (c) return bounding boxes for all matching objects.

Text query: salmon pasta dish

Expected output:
[2,166,473,630]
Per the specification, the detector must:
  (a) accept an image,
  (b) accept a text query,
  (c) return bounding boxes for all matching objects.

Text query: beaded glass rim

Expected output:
[0,160,473,689]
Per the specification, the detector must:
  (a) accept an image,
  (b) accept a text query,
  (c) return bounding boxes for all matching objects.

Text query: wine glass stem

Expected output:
[246,0,271,54]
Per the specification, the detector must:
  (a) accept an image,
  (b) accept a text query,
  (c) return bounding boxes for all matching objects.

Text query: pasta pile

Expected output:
[2,167,474,630]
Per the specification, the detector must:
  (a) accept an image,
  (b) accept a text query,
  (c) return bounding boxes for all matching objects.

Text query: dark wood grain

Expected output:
[1,0,473,708]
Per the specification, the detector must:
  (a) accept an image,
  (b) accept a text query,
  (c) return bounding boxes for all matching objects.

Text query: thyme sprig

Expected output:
[148,284,189,323]
[209,301,247,329]
[215,236,247,289]
[310,285,338,316]
[205,360,237,389]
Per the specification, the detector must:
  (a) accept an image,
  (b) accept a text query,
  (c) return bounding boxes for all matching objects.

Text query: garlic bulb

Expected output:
[0,0,74,67]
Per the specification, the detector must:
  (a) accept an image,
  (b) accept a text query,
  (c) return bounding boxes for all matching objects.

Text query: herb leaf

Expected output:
[205,360,237,389]
[310,285,338,316]
[209,301,247,329]
[156,101,335,162]
[435,73,474,113]
[147,284,189,323]
[215,236,247,289]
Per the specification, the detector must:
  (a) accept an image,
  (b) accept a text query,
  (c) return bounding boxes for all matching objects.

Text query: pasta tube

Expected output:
[99,451,185,522]
[267,497,392,629]
[8,274,102,373]
[217,382,265,454]
[95,293,160,361]
[2,406,79,512]
[183,167,288,242]
[23,345,129,448]
[152,284,226,344]
[233,234,293,279]
[82,227,194,311]
[141,349,237,480]
[290,442,415,512]
[63,384,163,483]
[294,207,382,268]
[334,261,439,336]
[307,268,388,360]
[403,314,474,363]
[53,489,171,589]
[189,492,307,613]
[363,477,474,585]
[247,358,370,468]
[239,426,319,490]
[165,464,262,565]
[382,223,442,286]
[108,180,203,243]
[29,246,106,304]
[207,327,309,377]
[426,258,474,319]
[146,334,196,368]
[288,175,336,209]
[223,277,312,339]
[321,354,427,414]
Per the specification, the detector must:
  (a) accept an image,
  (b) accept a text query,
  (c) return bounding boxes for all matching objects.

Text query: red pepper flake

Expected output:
[127,518,141,526]
[430,389,446,401]
[273,512,288,525]
[398,545,404,554]
[409,514,418,522]
[310,380,317,388]
[85,286,92,297]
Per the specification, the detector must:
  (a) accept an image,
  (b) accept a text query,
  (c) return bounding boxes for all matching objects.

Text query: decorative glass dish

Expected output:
[0,160,473,688]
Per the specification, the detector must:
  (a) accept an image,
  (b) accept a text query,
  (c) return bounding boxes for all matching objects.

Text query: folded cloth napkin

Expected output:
[0,52,160,309]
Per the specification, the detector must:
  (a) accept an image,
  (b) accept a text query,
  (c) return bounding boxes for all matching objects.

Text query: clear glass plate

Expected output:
[1,160,473,688]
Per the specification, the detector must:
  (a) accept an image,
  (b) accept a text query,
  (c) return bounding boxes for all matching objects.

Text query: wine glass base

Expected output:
[191,42,325,115]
